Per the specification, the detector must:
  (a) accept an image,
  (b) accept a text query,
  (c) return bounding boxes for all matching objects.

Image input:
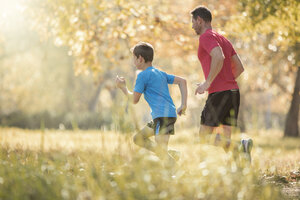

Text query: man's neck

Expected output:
[200,24,212,35]
[140,62,152,71]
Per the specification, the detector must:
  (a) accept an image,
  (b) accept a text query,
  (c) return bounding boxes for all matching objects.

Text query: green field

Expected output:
[0,128,299,200]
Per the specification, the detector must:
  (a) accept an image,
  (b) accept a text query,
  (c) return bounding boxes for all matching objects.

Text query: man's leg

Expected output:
[222,125,232,151]
[215,125,240,151]
[220,125,253,163]
[199,125,232,150]
[212,90,240,152]
[133,125,157,153]
[199,125,215,144]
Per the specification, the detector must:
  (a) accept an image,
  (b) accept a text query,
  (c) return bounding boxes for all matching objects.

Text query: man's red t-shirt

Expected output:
[198,29,239,94]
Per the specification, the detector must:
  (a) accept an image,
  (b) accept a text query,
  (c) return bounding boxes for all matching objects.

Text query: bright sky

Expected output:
[0,0,25,28]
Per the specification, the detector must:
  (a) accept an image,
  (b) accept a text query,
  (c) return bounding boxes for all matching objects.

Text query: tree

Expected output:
[285,67,299,137]
[226,0,300,136]
[25,0,197,113]
[26,0,196,72]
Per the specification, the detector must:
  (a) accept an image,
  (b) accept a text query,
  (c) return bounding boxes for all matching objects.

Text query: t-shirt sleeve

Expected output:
[134,73,146,93]
[162,71,175,84]
[231,46,237,56]
[200,34,219,54]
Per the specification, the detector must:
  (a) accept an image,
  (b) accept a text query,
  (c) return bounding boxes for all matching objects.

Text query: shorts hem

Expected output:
[200,122,219,127]
[201,122,237,127]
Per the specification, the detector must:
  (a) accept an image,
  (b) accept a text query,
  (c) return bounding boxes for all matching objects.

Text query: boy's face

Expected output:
[132,55,144,69]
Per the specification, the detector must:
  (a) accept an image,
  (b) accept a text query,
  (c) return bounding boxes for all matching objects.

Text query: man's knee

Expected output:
[199,125,214,144]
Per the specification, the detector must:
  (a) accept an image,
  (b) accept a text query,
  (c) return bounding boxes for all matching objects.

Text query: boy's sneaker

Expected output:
[168,149,181,161]
[240,139,253,163]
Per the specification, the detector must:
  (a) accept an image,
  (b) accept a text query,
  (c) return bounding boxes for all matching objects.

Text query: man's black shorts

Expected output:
[201,89,240,127]
[147,117,177,135]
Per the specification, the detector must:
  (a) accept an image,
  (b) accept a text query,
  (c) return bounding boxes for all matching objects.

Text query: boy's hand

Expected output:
[177,105,187,116]
[116,75,126,89]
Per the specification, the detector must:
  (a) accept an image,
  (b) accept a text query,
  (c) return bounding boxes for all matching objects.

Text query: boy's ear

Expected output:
[138,55,145,63]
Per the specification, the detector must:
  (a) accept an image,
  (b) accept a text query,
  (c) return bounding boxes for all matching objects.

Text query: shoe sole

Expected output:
[246,139,253,154]
[245,139,253,163]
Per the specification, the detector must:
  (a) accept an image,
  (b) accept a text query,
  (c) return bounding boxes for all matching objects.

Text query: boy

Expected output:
[116,42,187,165]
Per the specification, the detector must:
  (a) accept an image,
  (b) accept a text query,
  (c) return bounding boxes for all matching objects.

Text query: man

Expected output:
[191,6,253,162]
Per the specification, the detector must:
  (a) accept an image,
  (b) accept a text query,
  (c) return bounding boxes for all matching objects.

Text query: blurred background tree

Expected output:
[23,0,198,130]
[0,0,298,135]
[225,0,299,137]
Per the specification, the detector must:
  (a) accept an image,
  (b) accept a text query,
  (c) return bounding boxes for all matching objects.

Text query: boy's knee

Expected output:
[133,134,143,145]
[133,134,138,144]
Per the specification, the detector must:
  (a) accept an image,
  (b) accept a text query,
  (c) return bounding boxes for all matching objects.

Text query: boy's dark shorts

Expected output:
[147,117,177,135]
[201,89,240,127]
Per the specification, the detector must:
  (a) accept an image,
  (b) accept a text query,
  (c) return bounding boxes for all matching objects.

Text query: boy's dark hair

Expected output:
[132,42,154,62]
[191,6,212,22]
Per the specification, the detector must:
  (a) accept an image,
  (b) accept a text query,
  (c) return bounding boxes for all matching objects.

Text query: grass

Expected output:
[0,128,299,200]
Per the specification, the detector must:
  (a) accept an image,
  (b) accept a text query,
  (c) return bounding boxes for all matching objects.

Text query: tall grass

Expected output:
[0,128,298,200]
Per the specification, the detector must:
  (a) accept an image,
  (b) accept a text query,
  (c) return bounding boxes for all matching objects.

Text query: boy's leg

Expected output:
[168,149,181,161]
[154,135,170,157]
[133,125,157,153]
[155,135,176,166]
[154,118,178,164]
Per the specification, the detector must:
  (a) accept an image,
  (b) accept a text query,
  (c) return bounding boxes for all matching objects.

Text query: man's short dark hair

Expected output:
[132,42,154,62]
[191,6,212,22]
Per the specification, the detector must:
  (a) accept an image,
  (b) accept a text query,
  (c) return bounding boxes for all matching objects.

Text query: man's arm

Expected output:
[173,76,187,115]
[116,75,142,104]
[195,46,224,95]
[231,54,244,79]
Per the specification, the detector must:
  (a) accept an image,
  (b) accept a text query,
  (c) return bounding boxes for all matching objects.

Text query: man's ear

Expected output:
[196,16,203,24]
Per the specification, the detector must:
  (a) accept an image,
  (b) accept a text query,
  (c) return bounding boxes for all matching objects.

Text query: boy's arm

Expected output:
[231,54,244,79]
[116,75,142,104]
[173,76,187,116]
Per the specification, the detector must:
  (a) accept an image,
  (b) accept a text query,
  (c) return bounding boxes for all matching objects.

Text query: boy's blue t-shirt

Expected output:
[134,66,177,120]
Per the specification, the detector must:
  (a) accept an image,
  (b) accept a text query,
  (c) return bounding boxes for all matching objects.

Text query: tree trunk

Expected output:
[284,66,300,137]
[88,82,103,112]
[64,55,74,112]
